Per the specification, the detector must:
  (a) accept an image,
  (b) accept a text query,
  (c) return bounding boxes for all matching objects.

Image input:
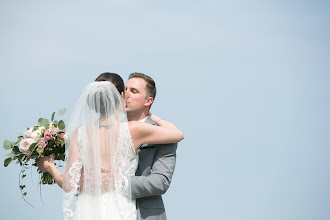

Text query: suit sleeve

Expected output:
[129,143,177,199]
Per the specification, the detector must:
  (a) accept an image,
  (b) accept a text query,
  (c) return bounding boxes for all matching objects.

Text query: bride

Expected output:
[36,77,184,220]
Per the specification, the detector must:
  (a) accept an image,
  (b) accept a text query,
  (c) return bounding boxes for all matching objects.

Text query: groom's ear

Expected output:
[144,97,154,107]
[121,92,124,99]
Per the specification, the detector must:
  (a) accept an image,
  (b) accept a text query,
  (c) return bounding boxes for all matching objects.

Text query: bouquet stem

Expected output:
[40,172,54,185]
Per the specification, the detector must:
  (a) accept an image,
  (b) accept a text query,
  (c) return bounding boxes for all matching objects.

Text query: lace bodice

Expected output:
[63,122,138,220]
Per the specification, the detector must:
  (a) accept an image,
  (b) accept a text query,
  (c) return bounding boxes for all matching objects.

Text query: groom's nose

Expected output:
[125,90,130,98]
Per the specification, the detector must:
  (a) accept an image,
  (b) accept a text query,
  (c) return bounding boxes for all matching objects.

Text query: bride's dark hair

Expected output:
[95,72,125,94]
[87,72,125,116]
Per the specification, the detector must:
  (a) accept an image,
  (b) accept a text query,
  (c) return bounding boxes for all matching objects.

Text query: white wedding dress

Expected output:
[64,123,138,220]
[62,81,138,220]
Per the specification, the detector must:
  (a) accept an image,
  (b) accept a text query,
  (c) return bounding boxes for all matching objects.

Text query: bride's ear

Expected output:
[121,92,124,99]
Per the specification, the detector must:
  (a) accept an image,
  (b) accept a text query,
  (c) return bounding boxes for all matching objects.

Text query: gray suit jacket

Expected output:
[129,116,178,220]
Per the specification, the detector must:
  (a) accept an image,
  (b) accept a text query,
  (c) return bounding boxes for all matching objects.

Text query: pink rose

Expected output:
[53,127,58,134]
[44,130,52,141]
[48,125,58,135]
[19,138,36,154]
[57,131,64,139]
[39,140,46,148]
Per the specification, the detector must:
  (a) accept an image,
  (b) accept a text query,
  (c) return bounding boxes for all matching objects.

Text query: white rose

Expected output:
[31,129,42,141]
[39,126,46,133]
[24,127,34,137]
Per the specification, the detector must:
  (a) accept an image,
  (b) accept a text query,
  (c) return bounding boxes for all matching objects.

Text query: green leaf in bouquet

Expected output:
[22,174,26,179]
[53,120,58,128]
[51,112,56,122]
[55,153,65,161]
[4,158,12,167]
[58,108,66,116]
[58,120,65,130]
[40,118,50,129]
[6,152,15,157]
[12,146,20,153]
[48,140,55,146]
[4,140,12,150]
[38,118,44,126]
[20,185,26,190]
[29,143,37,151]
[23,192,27,196]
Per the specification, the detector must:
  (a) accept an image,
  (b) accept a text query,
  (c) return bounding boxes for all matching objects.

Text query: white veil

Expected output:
[62,81,136,220]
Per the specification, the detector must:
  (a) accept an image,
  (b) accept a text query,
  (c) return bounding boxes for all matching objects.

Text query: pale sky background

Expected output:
[0,0,329,220]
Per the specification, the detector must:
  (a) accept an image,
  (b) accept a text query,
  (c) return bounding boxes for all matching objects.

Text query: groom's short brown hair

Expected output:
[128,72,156,100]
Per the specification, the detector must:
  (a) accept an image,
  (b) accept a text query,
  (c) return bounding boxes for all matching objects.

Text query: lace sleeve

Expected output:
[62,128,83,220]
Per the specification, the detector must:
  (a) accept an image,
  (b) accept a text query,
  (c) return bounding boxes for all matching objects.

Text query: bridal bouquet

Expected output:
[3,109,68,201]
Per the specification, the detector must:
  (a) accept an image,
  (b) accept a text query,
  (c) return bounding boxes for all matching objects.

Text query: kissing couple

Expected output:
[36,72,184,220]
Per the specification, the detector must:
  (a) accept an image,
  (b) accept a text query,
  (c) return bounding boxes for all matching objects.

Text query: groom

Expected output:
[122,72,177,220]
[95,72,177,219]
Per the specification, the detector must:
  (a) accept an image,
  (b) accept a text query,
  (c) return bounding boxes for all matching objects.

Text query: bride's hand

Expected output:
[149,113,161,125]
[36,154,55,173]
[149,113,177,129]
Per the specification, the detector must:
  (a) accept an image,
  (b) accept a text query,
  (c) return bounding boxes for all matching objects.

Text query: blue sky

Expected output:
[0,1,329,219]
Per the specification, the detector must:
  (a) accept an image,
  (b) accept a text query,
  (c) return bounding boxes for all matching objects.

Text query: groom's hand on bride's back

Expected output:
[101,167,111,192]
[79,168,112,193]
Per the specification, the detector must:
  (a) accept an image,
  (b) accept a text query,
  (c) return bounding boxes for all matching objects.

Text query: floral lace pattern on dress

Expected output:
[63,124,138,220]
[113,123,138,193]
[63,155,82,220]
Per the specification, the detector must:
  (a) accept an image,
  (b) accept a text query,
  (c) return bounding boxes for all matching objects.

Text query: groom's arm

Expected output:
[129,143,177,199]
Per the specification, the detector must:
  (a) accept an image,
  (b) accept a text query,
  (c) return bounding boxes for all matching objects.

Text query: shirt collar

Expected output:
[139,116,148,122]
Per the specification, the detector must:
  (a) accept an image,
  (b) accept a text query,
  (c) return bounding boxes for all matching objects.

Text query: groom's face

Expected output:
[125,78,148,112]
